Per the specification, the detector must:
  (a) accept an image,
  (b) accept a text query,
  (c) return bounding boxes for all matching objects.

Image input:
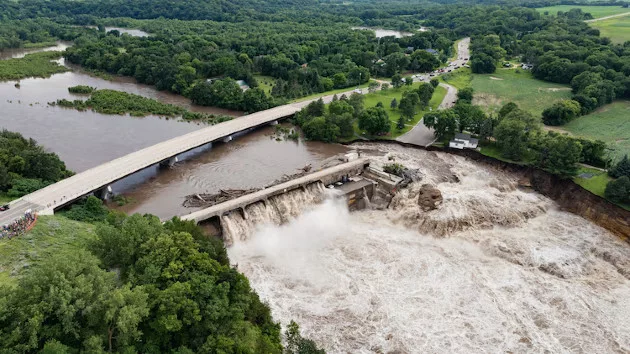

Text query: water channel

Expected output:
[0,41,348,218]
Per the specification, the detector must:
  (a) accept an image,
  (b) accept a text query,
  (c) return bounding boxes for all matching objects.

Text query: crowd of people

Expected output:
[1,209,36,240]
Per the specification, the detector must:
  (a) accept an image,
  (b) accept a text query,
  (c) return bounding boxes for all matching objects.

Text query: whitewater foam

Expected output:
[227,144,630,353]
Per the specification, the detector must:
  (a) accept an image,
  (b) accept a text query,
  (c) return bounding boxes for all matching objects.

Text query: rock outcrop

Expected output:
[417,184,442,211]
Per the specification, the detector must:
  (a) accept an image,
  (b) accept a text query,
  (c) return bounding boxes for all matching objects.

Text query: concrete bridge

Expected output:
[181,158,370,223]
[0,88,364,226]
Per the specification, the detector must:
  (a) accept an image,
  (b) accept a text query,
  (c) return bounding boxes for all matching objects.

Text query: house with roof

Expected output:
[449,133,478,149]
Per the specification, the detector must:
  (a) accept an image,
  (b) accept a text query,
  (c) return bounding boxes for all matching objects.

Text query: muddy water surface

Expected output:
[113,126,349,219]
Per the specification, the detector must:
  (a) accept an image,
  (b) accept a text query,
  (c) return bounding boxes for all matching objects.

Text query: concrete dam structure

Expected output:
[181,158,386,244]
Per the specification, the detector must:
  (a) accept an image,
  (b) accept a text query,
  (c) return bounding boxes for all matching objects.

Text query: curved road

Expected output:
[585,11,630,23]
[397,37,469,146]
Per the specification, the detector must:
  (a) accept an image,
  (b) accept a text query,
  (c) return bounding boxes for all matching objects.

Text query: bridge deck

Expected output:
[181,158,369,223]
[0,87,365,226]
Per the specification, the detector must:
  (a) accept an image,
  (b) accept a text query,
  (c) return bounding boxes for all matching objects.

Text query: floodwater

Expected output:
[86,26,150,37]
[351,27,429,38]
[0,41,72,60]
[0,47,241,172]
[112,125,349,219]
[228,143,630,353]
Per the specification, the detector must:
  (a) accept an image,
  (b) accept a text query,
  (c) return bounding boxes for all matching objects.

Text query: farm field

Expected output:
[560,100,630,161]
[536,5,630,18]
[590,16,630,43]
[471,68,572,117]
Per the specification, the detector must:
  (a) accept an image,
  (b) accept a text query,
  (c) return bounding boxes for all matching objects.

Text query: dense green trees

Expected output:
[542,100,581,126]
[0,213,283,352]
[605,176,630,203]
[0,130,71,197]
[358,106,390,135]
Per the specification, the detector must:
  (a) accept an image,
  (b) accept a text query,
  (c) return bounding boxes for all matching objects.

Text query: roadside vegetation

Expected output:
[0,51,68,80]
[295,78,444,142]
[0,130,72,199]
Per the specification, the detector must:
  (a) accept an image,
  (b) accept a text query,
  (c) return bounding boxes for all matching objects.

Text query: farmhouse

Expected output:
[449,133,479,149]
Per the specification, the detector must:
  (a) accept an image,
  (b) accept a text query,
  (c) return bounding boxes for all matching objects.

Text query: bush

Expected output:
[64,196,109,222]
[609,155,630,178]
[7,178,48,197]
[604,176,630,203]
[541,100,581,126]
[383,163,405,177]
[68,85,95,94]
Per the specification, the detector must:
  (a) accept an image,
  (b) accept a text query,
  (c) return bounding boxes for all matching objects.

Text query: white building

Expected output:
[449,133,479,149]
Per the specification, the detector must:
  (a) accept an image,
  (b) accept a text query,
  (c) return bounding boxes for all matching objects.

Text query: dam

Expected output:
[180,156,398,244]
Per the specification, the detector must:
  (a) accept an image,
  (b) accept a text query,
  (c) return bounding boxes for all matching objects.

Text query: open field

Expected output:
[536,5,630,18]
[559,100,630,161]
[0,216,96,286]
[440,68,471,90]
[471,69,572,117]
[359,83,447,139]
[573,166,630,211]
[590,16,630,43]
[253,74,275,94]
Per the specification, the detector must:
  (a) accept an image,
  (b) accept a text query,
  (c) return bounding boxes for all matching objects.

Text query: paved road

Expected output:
[585,12,630,23]
[0,86,369,226]
[396,38,469,146]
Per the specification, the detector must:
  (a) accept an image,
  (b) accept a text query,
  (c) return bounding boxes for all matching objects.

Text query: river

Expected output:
[228,143,630,353]
[0,45,240,172]
[351,26,429,38]
[0,42,348,218]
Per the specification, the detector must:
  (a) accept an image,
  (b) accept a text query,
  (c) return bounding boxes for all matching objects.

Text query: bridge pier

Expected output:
[96,185,113,201]
[222,135,233,143]
[269,120,279,126]
[159,156,178,168]
[239,207,248,220]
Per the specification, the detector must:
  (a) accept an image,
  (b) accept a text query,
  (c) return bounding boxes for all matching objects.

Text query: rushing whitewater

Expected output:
[228,144,630,353]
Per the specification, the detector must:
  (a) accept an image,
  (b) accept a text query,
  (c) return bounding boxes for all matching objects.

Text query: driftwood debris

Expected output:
[183,164,315,208]
[183,188,259,208]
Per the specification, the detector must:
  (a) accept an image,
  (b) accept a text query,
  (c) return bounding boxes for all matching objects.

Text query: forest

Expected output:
[0,130,72,198]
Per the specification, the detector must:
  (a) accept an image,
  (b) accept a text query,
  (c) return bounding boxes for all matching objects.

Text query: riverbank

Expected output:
[343,139,630,239]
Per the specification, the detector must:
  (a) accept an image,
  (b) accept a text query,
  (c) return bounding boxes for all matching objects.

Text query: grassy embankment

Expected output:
[590,16,630,44]
[536,5,630,18]
[354,82,447,139]
[0,51,69,80]
[471,68,572,117]
[0,216,96,286]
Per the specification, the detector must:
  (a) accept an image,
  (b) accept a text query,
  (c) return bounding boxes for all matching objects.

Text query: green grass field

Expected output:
[253,74,275,94]
[559,100,630,161]
[536,5,630,18]
[572,166,630,210]
[590,15,630,43]
[0,216,96,286]
[471,68,572,117]
[359,83,447,139]
[440,68,471,90]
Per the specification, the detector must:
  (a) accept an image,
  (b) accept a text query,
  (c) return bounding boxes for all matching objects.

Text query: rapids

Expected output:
[228,144,630,353]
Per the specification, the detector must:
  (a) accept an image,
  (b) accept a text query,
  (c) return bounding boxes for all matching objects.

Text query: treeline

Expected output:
[0,200,283,352]
[425,92,608,176]
[55,87,235,124]
[60,18,454,108]
[0,19,86,50]
[0,130,72,198]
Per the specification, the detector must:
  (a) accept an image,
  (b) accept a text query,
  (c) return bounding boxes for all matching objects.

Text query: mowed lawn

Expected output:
[560,100,630,161]
[471,69,572,117]
[253,74,275,94]
[590,16,630,43]
[536,5,630,18]
[360,83,447,139]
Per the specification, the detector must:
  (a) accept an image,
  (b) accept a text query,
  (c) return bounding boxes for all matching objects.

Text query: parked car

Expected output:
[0,204,10,212]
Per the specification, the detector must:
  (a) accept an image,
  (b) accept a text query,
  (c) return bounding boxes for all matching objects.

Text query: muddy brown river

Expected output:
[0,44,347,218]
